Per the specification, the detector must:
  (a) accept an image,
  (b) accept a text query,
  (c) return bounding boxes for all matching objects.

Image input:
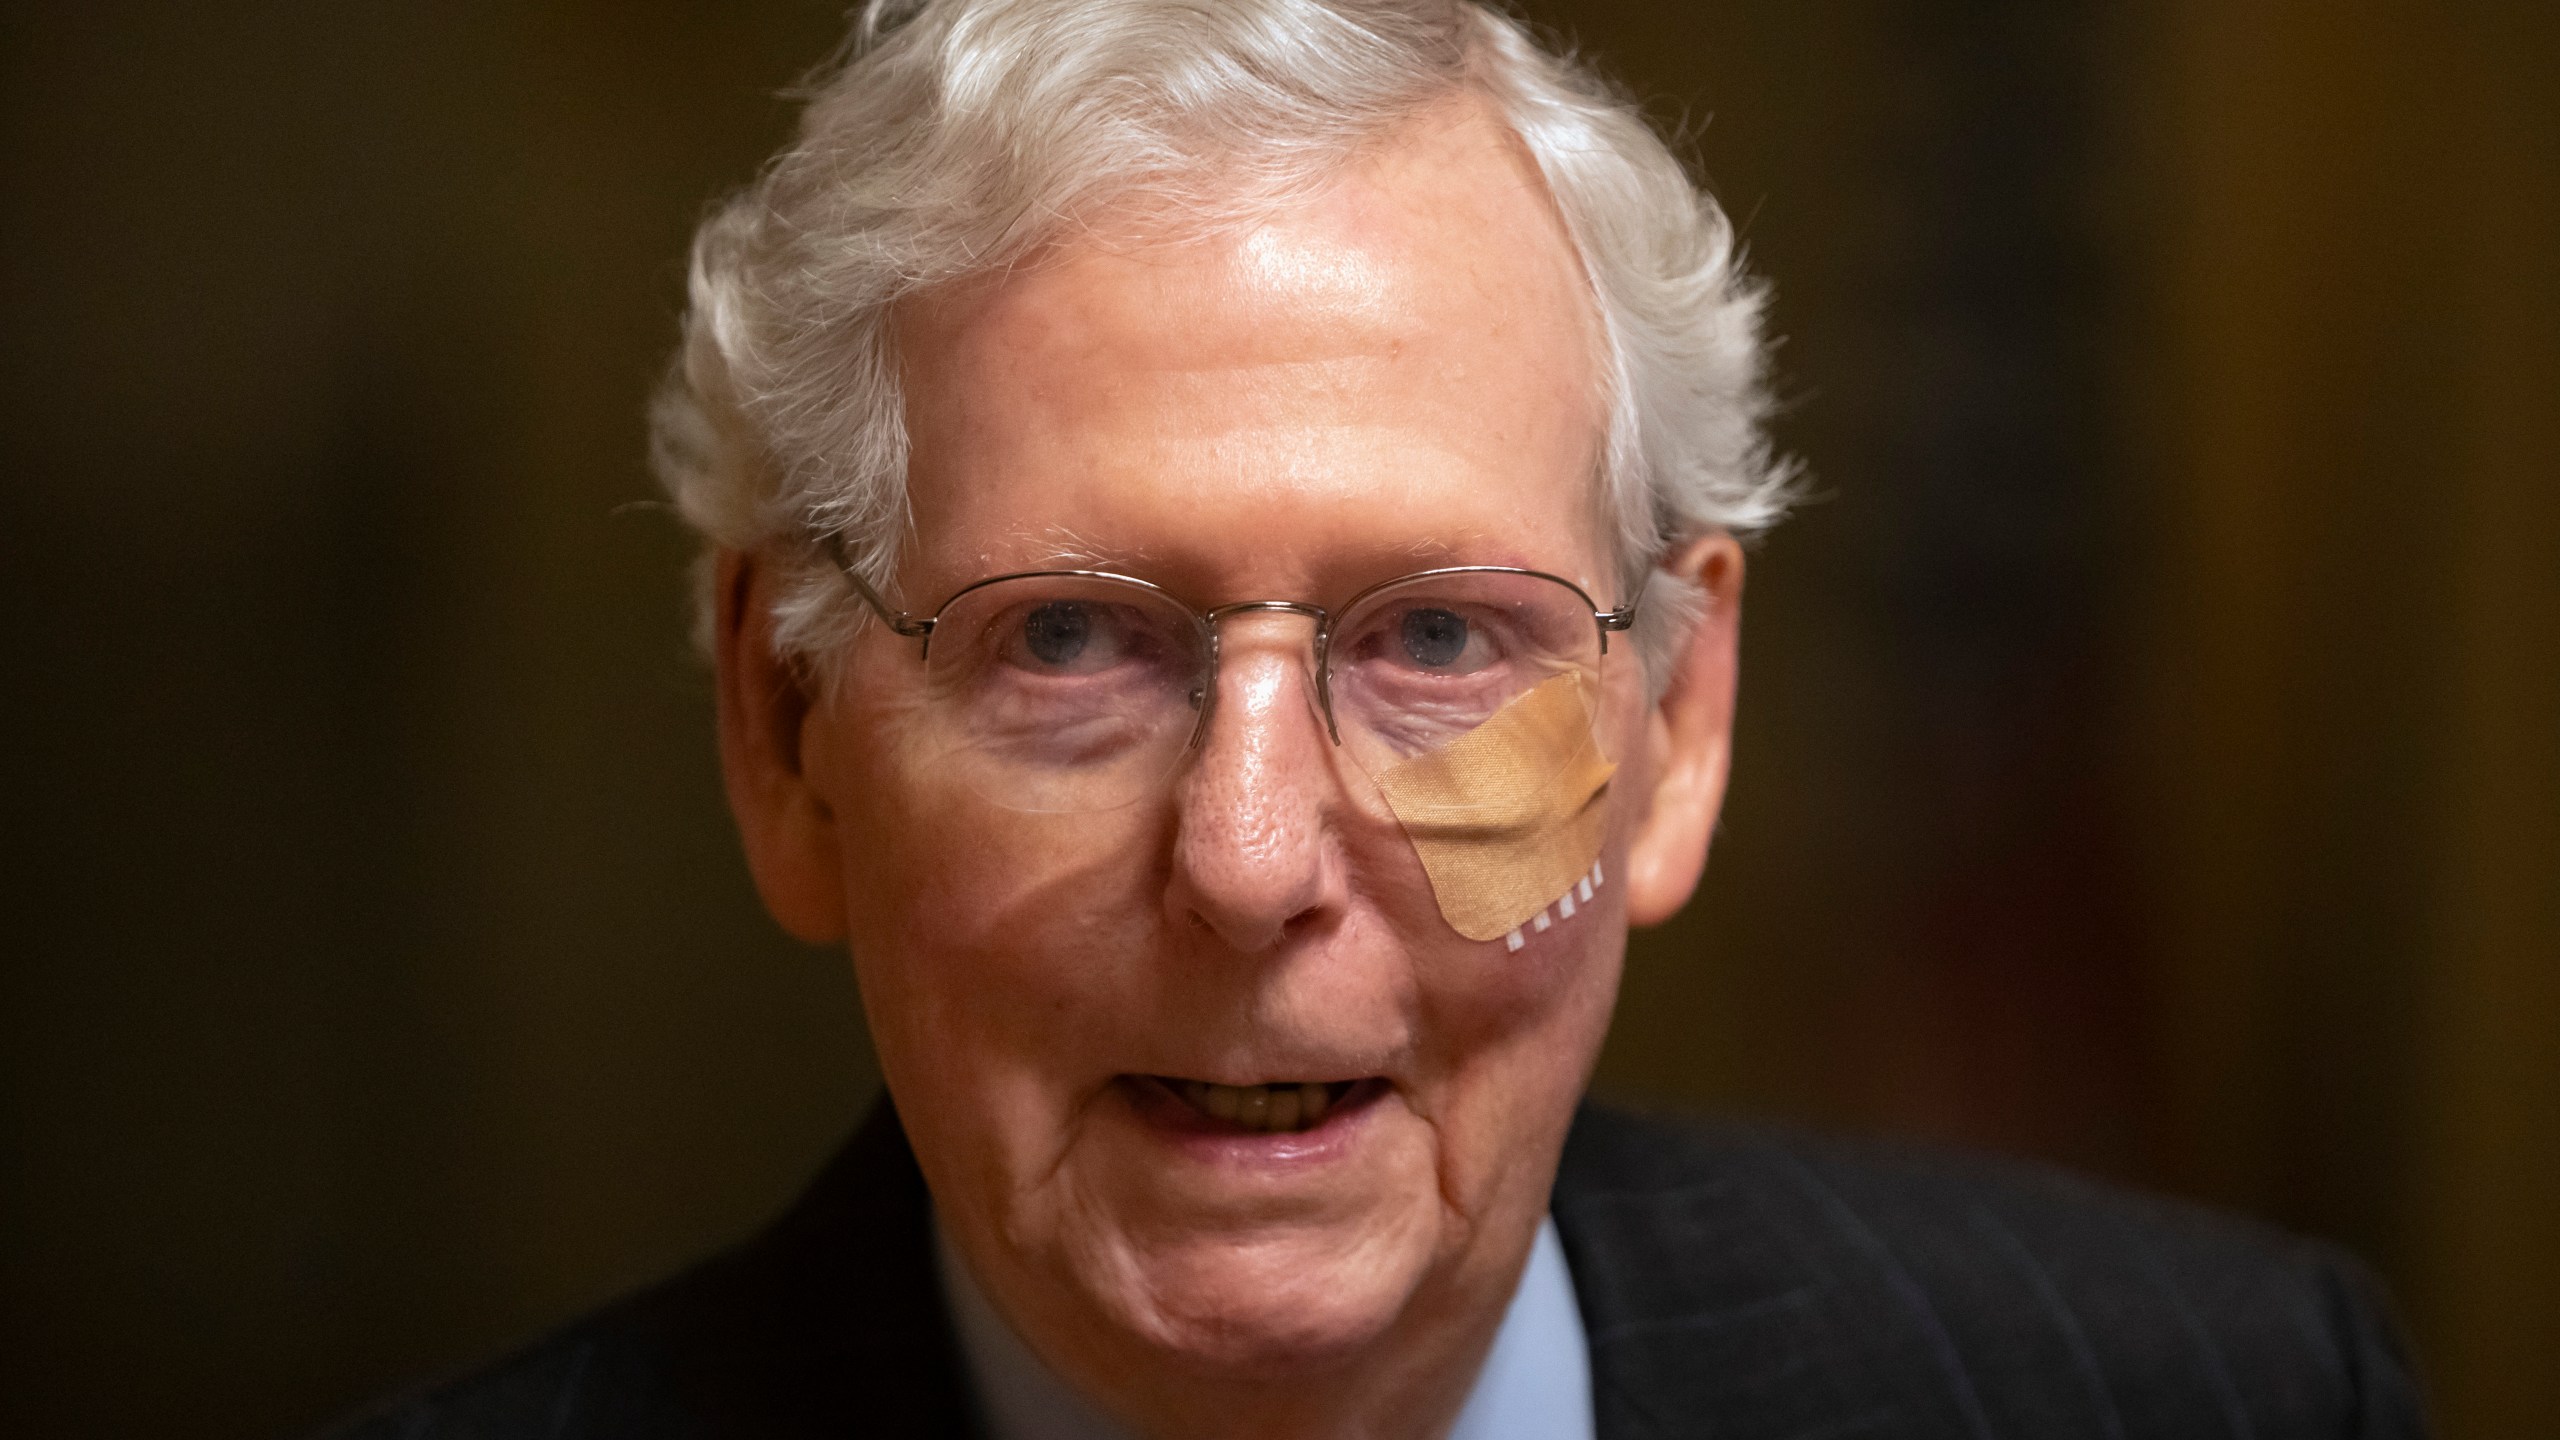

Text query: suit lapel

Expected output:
[715,1096,981,1436]
[1551,1105,1893,1440]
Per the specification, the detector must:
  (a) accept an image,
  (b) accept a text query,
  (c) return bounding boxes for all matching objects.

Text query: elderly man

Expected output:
[332,2,2422,1436]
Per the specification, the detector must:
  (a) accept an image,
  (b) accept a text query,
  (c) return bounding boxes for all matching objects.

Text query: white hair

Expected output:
[651,0,1791,682]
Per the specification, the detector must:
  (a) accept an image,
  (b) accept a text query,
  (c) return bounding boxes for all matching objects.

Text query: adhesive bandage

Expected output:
[1374,674,1615,945]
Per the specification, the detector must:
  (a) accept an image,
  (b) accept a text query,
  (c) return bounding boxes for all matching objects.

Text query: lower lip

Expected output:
[1117,1075,1391,1166]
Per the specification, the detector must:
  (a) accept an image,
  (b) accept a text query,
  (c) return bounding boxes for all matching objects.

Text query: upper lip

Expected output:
[1137,1068,1385,1089]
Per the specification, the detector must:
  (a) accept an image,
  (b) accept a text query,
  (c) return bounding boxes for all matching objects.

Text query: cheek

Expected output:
[1380,772,1630,1226]
[1403,868,1623,1095]
[1367,882,1618,1137]
[1400,893,1621,1237]
[823,701,1175,1148]
[1373,676,1646,1067]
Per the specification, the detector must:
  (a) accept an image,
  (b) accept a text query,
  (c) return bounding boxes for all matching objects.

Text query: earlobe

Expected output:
[1621,536,1744,927]
[713,548,851,945]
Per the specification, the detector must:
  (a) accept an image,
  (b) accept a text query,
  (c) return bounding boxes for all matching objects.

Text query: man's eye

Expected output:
[1400,608,1472,669]
[1022,602,1093,667]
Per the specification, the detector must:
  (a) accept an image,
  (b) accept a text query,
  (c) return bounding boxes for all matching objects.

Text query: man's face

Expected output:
[787,101,1675,1383]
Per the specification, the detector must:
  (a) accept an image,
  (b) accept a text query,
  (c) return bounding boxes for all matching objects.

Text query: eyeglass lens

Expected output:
[910,570,1606,814]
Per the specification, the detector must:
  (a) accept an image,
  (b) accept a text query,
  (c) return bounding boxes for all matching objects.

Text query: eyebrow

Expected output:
[998,525,1162,572]
[982,525,1590,603]
[1011,524,1542,566]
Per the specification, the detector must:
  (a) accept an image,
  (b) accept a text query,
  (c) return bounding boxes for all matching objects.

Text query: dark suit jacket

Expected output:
[320,1100,2426,1438]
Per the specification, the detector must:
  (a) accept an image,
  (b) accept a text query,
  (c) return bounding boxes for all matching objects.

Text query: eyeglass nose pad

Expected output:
[1180,662,1213,754]
[1311,630,1343,745]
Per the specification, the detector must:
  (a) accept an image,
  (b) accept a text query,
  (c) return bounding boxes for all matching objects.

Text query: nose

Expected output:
[1164,615,1343,954]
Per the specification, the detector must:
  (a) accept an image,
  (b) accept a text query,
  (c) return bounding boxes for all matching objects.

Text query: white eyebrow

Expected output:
[988,524,1163,572]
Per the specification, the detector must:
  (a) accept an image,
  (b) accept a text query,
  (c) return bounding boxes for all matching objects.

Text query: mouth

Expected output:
[1127,1075,1389,1137]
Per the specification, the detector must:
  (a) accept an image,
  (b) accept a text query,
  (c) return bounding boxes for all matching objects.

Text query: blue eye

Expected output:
[1022,602,1093,666]
[1400,608,1469,668]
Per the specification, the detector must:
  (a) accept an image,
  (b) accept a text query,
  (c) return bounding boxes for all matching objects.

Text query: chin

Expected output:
[1105,1220,1438,1378]
[979,1067,1457,1378]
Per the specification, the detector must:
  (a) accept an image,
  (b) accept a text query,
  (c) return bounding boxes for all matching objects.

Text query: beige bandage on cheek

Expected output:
[1374,674,1616,946]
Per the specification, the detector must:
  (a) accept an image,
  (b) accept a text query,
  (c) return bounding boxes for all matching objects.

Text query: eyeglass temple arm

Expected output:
[821,534,936,639]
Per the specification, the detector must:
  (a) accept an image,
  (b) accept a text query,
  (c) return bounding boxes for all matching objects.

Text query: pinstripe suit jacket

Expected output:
[321,1100,2426,1438]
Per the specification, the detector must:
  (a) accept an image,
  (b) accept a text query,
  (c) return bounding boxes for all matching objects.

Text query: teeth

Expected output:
[1203,1082,1241,1122]
[1497,861,1609,953]
[1177,1079,1340,1133]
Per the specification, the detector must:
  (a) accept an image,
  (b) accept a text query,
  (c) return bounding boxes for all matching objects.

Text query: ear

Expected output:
[1622,533,1745,926]
[714,548,849,944]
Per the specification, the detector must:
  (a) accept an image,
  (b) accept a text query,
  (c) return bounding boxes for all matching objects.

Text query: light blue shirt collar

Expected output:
[935,1215,1594,1440]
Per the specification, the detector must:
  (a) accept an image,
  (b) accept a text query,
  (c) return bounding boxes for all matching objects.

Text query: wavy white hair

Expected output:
[651,0,1790,682]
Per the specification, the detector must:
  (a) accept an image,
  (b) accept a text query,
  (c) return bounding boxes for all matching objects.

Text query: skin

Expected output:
[715,95,1745,1439]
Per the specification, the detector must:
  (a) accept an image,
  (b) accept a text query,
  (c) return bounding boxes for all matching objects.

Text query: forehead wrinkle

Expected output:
[1011,361,1594,491]
[961,418,1489,492]
[974,283,1419,388]
[949,143,1586,393]
[1008,359,1419,445]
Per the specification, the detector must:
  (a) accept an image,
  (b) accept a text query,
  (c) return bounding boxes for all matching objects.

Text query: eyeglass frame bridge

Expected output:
[821,535,1637,750]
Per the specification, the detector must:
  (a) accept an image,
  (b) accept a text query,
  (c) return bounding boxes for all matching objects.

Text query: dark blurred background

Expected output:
[1,1,2550,1435]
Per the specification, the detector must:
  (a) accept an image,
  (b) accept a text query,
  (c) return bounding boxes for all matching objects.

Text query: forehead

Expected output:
[895,96,1610,601]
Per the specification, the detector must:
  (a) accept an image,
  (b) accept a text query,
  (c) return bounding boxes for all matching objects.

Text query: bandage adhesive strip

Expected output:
[1375,673,1615,944]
